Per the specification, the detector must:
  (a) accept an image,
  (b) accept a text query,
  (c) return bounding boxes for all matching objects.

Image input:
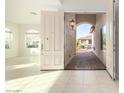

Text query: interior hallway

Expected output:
[65,49,106,70]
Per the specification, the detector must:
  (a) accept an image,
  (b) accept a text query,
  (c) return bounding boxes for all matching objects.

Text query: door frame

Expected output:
[113,0,119,80]
[63,11,117,80]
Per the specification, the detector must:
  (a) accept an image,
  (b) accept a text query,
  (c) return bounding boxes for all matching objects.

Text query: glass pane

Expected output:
[25,34,40,48]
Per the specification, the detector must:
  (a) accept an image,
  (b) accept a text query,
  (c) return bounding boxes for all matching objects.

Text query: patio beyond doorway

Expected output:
[65,49,106,70]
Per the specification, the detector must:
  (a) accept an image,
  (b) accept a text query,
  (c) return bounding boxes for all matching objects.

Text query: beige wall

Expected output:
[94,14,106,65]
[64,13,76,66]
[76,14,96,25]
[5,21,19,58]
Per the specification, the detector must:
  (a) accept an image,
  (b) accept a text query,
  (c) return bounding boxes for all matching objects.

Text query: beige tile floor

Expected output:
[5,57,119,93]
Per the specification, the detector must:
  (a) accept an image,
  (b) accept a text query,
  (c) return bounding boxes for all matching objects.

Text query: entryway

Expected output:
[64,13,106,70]
[65,49,106,70]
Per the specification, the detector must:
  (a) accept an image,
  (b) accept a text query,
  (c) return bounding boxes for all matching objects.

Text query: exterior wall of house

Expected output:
[94,14,106,65]
[76,14,96,25]
[5,21,19,58]
[79,39,91,45]
[64,13,76,66]
[18,24,41,57]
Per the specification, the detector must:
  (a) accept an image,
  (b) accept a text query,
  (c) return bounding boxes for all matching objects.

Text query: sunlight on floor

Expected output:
[6,63,38,70]
[6,70,119,93]
[5,57,118,93]
[6,71,65,93]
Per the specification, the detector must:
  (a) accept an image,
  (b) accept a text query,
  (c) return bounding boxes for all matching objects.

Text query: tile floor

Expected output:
[65,49,106,70]
[5,57,119,93]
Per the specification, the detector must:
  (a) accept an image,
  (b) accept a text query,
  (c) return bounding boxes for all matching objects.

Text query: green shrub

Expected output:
[79,44,85,49]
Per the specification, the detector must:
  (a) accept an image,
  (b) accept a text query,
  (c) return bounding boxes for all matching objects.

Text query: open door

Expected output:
[40,11,64,70]
[106,0,118,80]
[106,0,114,79]
[113,0,119,79]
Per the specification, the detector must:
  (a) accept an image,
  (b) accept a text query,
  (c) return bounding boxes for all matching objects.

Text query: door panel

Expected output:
[106,0,116,79]
[41,11,64,70]
[113,0,119,79]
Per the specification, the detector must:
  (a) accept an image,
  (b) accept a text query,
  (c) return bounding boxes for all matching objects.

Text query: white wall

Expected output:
[64,13,76,66]
[94,14,107,65]
[5,21,41,58]
[5,21,19,58]
[18,24,41,57]
[62,0,108,12]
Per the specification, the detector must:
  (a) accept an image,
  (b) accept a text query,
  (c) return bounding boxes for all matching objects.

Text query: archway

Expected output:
[65,22,105,70]
[76,23,93,52]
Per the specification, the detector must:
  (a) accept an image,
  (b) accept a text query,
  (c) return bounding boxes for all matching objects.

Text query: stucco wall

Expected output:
[76,14,96,25]
[64,13,76,66]
[93,14,107,65]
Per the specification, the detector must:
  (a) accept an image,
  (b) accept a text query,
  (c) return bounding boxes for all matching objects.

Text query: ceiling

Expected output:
[6,0,108,24]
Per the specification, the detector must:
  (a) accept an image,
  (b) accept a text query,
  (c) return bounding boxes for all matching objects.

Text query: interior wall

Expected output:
[64,13,76,66]
[94,14,107,65]
[5,21,19,58]
[18,24,41,57]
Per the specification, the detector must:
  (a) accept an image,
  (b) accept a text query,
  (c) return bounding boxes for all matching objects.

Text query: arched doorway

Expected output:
[65,22,106,70]
[76,23,93,52]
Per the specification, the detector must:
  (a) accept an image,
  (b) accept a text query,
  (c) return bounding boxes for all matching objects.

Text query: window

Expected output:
[25,30,40,48]
[5,31,13,49]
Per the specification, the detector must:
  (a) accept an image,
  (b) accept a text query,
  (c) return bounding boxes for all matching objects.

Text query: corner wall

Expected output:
[5,21,41,58]
[93,14,106,65]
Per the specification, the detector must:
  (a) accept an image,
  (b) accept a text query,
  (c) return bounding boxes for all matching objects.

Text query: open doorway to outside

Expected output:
[64,13,106,70]
[76,23,92,52]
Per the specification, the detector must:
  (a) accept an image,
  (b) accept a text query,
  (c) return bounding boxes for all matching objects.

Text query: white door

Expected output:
[106,0,118,79]
[41,11,64,70]
[113,0,119,79]
[106,0,114,79]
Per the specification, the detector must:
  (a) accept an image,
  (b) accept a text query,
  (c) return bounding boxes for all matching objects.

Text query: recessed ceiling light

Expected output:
[30,12,38,15]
